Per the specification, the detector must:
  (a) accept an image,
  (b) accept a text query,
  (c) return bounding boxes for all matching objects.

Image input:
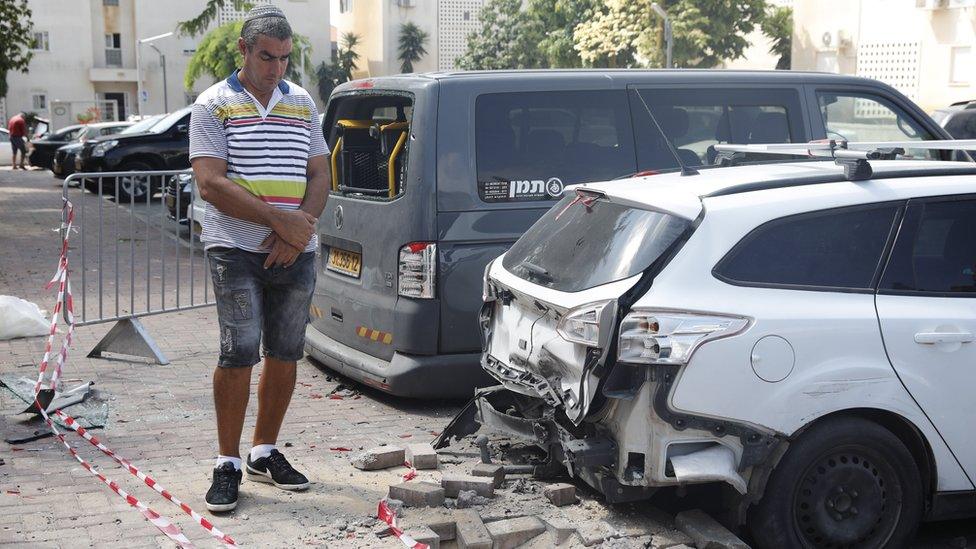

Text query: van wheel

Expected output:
[116,161,154,202]
[748,417,922,549]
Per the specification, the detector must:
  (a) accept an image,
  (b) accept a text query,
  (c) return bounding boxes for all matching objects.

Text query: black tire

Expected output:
[748,417,923,549]
[116,161,155,203]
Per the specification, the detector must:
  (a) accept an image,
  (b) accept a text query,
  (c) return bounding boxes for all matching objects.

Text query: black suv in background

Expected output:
[77,107,191,201]
[29,124,86,169]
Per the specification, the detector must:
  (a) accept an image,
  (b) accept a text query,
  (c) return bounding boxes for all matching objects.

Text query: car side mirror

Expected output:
[176,123,189,134]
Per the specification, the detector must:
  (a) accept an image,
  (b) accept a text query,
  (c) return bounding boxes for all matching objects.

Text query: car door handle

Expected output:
[914,332,975,345]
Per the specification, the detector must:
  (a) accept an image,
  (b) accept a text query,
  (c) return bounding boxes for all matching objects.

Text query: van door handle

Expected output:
[914,332,974,345]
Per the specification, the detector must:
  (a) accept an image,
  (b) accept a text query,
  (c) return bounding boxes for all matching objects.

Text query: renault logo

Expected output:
[335,205,343,230]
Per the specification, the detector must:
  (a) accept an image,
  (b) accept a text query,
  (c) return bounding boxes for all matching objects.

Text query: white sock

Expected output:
[215,455,242,471]
[250,444,276,462]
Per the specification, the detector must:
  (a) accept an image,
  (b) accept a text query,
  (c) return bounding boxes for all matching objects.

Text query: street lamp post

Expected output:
[137,31,174,116]
[650,2,673,69]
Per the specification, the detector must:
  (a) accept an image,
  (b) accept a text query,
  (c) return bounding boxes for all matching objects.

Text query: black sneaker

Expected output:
[205,462,242,512]
[246,449,310,491]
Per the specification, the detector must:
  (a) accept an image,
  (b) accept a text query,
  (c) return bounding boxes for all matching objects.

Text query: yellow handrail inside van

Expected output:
[387,131,408,198]
[330,136,343,191]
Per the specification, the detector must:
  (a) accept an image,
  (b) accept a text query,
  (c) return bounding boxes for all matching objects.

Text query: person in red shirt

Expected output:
[7,112,28,169]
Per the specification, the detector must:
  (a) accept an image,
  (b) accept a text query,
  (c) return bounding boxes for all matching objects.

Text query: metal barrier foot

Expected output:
[88,318,170,365]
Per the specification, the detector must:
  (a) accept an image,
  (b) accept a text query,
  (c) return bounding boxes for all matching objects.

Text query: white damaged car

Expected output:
[437,157,976,548]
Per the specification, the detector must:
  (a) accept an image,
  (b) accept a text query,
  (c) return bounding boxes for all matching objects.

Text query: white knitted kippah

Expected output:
[243,4,287,23]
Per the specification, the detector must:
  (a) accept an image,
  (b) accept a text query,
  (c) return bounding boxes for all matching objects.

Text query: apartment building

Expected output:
[2,0,330,128]
[791,0,976,112]
[331,0,486,77]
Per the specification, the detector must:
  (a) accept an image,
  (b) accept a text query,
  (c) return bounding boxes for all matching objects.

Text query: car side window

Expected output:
[0,132,8,143]
[879,198,976,295]
[475,90,637,203]
[630,88,805,170]
[817,92,936,159]
[714,204,900,291]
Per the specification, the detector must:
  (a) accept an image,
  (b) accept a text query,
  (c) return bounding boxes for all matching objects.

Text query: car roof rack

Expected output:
[712,139,976,181]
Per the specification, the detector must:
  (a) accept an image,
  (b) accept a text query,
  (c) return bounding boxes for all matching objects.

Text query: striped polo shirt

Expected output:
[189,70,328,253]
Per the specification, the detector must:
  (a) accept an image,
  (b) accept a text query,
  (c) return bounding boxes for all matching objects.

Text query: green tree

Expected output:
[762,4,792,70]
[397,22,429,73]
[527,0,601,68]
[313,33,361,104]
[177,0,252,37]
[456,0,545,70]
[0,0,35,99]
[574,0,768,69]
[184,20,312,90]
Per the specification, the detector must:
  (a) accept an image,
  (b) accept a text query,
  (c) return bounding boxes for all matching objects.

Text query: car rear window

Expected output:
[503,192,691,292]
[476,91,637,203]
[714,203,900,290]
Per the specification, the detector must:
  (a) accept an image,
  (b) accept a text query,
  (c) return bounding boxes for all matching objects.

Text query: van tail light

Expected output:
[618,310,749,365]
[398,242,436,298]
[557,300,613,347]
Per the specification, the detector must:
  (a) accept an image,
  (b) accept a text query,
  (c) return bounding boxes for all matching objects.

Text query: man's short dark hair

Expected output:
[241,5,292,48]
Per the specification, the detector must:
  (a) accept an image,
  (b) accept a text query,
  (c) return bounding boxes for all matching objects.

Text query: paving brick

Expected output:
[544,483,577,506]
[389,481,446,508]
[543,516,578,545]
[405,526,440,549]
[675,509,749,549]
[486,516,547,549]
[351,446,405,470]
[471,463,505,488]
[406,443,439,470]
[454,509,492,549]
[441,475,494,498]
[650,529,695,548]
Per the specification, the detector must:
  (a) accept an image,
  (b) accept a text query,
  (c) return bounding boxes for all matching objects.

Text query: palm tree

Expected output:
[339,32,362,79]
[397,23,429,73]
[314,32,362,104]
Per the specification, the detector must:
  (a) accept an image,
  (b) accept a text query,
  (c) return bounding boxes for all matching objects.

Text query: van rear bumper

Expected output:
[304,325,495,399]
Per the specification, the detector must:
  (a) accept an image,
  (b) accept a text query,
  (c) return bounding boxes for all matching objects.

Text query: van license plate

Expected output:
[327,247,361,277]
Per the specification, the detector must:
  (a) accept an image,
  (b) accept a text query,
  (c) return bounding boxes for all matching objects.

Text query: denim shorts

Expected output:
[208,247,317,368]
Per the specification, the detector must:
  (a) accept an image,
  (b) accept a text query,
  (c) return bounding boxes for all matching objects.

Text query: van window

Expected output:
[714,204,900,291]
[323,94,413,201]
[880,198,976,295]
[817,92,936,159]
[475,91,637,203]
[631,88,805,170]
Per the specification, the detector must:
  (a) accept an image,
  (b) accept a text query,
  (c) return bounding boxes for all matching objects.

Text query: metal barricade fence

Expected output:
[62,169,215,364]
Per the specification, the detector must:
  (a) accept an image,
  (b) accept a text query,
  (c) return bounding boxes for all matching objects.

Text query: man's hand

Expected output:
[261,233,303,269]
[270,210,318,250]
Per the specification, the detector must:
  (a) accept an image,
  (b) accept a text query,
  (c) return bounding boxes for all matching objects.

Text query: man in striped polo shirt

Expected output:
[189,5,330,513]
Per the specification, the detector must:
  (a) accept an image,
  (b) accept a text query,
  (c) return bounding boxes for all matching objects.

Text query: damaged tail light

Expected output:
[398,242,436,299]
[617,310,749,365]
[557,300,612,347]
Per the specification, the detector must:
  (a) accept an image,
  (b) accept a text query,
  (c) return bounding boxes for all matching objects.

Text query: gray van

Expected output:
[305,69,955,398]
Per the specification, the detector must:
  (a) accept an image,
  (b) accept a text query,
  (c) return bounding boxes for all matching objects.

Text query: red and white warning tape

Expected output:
[377,499,429,549]
[30,198,238,548]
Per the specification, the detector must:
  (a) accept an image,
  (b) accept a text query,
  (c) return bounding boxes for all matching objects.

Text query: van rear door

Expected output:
[309,81,438,377]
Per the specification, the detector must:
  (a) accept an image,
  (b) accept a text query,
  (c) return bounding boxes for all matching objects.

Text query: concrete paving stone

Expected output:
[543,516,578,545]
[405,443,439,470]
[471,463,506,488]
[675,509,749,549]
[405,526,440,549]
[389,481,446,508]
[485,516,546,549]
[441,475,494,498]
[650,528,695,548]
[543,482,577,506]
[454,509,492,549]
[352,446,406,470]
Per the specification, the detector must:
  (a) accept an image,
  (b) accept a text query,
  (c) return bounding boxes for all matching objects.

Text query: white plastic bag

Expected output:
[0,296,51,340]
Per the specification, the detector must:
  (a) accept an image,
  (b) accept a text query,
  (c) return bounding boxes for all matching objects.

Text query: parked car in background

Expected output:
[932,99,976,139]
[51,121,132,178]
[0,129,12,166]
[164,173,193,223]
[306,69,959,399]
[463,155,976,548]
[77,107,191,201]
[28,124,86,169]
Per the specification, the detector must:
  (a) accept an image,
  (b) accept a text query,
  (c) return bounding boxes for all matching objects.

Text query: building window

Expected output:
[105,33,122,66]
[339,0,353,13]
[950,46,972,85]
[31,31,49,51]
[217,0,269,25]
[103,0,119,5]
[32,94,47,111]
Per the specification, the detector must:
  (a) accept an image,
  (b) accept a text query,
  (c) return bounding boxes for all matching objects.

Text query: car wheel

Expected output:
[748,417,923,549]
[116,161,154,202]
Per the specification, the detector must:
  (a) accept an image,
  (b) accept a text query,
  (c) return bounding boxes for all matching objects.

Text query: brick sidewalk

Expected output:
[0,168,462,548]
